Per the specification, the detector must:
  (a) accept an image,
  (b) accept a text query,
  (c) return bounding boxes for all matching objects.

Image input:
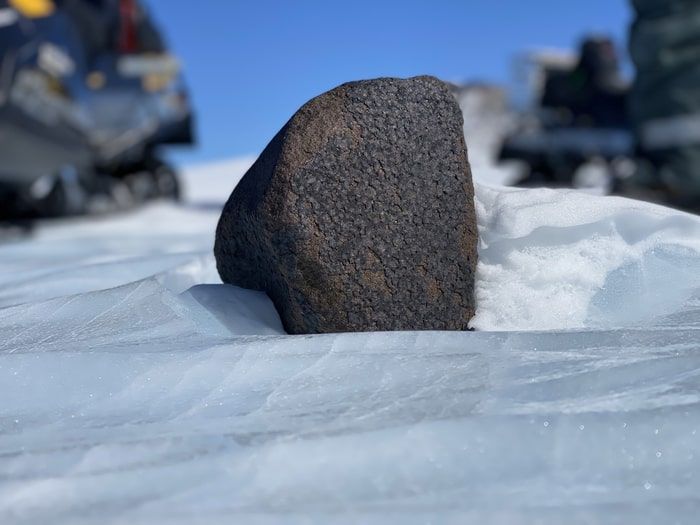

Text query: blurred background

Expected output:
[8,0,700,220]
[146,0,631,165]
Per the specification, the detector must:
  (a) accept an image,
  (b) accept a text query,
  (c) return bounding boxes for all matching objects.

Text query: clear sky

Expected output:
[147,0,632,166]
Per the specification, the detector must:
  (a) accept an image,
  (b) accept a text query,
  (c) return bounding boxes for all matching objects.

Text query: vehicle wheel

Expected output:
[123,171,159,203]
[40,178,69,217]
[152,161,181,201]
[34,174,87,218]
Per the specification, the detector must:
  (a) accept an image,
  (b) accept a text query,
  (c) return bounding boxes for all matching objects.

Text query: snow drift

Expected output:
[2,155,700,524]
[473,184,700,330]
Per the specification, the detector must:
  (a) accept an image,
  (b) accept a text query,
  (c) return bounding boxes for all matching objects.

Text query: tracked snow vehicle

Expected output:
[0,0,194,219]
[499,37,634,190]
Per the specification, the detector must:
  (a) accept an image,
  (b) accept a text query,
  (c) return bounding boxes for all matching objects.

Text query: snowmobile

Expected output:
[498,37,635,190]
[0,0,194,220]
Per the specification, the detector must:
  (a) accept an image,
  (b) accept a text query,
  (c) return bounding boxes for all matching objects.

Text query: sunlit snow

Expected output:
[2,141,700,523]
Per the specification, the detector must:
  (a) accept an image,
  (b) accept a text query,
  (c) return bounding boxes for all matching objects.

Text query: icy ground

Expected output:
[2,152,700,524]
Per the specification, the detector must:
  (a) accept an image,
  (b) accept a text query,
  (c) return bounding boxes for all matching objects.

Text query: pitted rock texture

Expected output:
[215,76,477,334]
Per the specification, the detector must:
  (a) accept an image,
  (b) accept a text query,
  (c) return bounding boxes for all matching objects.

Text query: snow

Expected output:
[2,146,700,523]
[473,185,700,330]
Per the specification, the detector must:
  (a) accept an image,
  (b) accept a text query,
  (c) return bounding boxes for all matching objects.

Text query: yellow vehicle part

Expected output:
[143,73,172,93]
[9,0,55,18]
[86,71,106,90]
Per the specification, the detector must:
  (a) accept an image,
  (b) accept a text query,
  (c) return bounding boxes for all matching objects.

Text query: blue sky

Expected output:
[147,0,631,166]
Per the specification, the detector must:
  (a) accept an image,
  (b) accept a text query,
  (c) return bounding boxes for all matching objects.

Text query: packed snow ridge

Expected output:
[474,184,700,330]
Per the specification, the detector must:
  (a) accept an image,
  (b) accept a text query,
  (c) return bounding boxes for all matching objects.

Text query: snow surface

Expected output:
[2,147,700,523]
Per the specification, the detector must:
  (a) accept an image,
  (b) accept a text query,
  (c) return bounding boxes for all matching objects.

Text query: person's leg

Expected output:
[628,0,700,202]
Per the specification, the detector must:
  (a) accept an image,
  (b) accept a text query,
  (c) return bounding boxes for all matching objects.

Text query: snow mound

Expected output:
[473,185,700,330]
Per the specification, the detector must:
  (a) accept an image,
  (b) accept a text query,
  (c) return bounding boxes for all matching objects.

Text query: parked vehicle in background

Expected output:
[0,0,194,219]
[498,37,634,191]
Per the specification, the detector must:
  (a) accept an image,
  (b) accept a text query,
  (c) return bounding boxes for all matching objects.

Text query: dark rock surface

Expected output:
[215,76,478,334]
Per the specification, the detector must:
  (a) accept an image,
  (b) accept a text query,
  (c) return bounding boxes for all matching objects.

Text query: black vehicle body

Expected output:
[0,0,194,218]
[499,37,634,189]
